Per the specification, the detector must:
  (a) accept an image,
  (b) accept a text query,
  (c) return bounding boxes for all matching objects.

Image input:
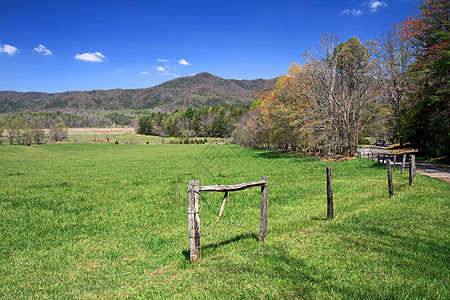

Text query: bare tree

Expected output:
[198,112,218,136]
[303,35,381,156]
[50,122,68,142]
[375,30,414,146]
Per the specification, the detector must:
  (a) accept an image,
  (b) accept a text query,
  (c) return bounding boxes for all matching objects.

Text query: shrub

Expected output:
[358,136,370,145]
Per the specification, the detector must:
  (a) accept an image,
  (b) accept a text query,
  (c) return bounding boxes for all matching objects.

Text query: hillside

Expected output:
[0,73,273,113]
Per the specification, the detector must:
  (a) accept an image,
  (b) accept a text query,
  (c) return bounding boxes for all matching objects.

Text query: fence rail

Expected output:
[188,176,268,263]
[188,156,417,264]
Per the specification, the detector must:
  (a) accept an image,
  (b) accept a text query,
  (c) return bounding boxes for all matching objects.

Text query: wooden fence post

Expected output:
[409,155,416,186]
[401,154,406,174]
[393,155,396,172]
[378,154,381,164]
[260,176,268,242]
[327,167,333,219]
[387,160,394,198]
[188,180,201,263]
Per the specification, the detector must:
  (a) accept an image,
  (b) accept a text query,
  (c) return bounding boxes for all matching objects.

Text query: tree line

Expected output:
[137,105,249,138]
[0,115,67,145]
[0,111,136,145]
[234,0,448,157]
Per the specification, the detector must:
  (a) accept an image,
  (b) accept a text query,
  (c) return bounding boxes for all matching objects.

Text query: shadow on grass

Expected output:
[252,149,318,162]
[182,232,258,261]
[254,150,289,159]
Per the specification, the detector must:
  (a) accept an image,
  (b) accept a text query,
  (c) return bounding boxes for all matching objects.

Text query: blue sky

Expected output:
[0,0,418,93]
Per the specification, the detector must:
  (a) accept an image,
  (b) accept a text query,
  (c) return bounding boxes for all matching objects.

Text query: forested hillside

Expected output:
[0,73,272,113]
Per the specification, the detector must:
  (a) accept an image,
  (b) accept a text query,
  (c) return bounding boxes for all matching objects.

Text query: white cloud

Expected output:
[34,44,53,56]
[178,58,191,66]
[74,52,106,62]
[156,66,166,72]
[341,9,364,16]
[140,71,149,75]
[366,1,387,12]
[158,58,169,62]
[161,72,171,76]
[0,43,19,56]
[117,68,123,72]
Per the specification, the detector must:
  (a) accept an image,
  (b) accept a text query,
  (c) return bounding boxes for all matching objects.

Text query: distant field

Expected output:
[0,127,227,145]
[0,143,448,298]
[68,127,136,135]
[67,127,216,145]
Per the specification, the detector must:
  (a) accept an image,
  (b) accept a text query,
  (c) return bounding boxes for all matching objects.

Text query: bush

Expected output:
[358,136,370,145]
[115,141,119,144]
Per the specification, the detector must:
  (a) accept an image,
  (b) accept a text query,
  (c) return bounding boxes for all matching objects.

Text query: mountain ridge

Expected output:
[0,72,274,113]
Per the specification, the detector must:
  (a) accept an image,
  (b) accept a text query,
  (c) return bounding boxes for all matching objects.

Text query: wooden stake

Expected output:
[393,155,396,172]
[216,191,228,223]
[327,167,333,219]
[260,176,268,242]
[401,154,406,174]
[387,160,394,198]
[188,180,201,263]
[409,155,416,186]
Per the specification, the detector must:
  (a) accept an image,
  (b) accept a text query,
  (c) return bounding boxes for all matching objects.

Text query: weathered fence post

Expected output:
[260,176,268,242]
[409,155,416,186]
[378,154,381,164]
[401,154,406,174]
[387,160,394,198]
[216,191,228,223]
[188,180,201,263]
[393,155,396,172]
[327,166,333,219]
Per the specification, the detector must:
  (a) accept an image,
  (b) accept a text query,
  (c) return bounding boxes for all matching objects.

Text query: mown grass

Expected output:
[0,143,448,299]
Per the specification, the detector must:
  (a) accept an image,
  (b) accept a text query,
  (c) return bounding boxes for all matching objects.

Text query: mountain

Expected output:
[0,73,274,113]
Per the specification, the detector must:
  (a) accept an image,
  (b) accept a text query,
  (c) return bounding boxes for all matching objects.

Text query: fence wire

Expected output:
[269,203,329,222]
[196,191,258,236]
[268,177,322,187]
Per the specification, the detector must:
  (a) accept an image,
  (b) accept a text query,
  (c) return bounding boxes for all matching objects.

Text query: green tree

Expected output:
[397,0,450,155]
[6,117,21,145]
[0,116,4,145]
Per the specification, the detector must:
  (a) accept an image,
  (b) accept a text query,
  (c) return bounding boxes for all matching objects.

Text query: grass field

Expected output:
[0,143,448,299]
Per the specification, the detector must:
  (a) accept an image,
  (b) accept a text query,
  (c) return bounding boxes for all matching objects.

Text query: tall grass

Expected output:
[0,144,448,298]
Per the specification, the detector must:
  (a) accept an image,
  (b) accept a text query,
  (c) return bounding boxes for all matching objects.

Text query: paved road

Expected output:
[358,145,389,156]
[414,162,450,183]
[358,146,450,183]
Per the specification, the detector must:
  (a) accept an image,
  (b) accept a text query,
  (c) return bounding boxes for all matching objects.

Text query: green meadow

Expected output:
[0,143,448,299]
